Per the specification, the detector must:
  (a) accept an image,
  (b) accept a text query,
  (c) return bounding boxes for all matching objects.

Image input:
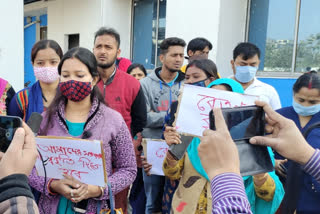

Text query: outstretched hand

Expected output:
[250,101,315,165]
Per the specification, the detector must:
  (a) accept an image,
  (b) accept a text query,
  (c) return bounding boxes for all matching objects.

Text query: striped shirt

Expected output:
[210,149,320,214]
[211,173,252,214]
[302,149,320,183]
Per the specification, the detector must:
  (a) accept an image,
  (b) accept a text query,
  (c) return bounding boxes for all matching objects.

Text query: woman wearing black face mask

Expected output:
[184,59,219,87]
[141,59,219,177]
[150,59,219,214]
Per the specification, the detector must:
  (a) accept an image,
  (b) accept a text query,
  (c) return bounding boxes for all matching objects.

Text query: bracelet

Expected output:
[47,179,58,195]
[99,186,105,198]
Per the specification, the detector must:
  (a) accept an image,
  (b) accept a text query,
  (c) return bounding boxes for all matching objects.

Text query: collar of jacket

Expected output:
[56,96,102,134]
[154,67,185,83]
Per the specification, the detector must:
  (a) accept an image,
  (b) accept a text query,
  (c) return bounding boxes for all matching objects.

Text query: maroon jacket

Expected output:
[97,68,147,136]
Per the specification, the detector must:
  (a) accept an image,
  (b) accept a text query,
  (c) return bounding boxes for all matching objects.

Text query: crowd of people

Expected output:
[0,26,320,214]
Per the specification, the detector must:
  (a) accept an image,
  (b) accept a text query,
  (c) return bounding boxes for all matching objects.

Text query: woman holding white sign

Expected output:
[161,59,219,213]
[28,47,137,214]
[162,77,284,214]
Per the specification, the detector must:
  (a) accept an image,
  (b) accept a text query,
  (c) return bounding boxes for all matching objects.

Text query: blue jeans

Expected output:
[142,170,165,214]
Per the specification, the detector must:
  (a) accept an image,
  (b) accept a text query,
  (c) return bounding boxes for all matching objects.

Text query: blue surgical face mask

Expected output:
[292,99,320,116]
[189,78,208,87]
[235,66,258,83]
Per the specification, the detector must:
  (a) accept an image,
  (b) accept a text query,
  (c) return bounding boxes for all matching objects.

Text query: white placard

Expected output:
[145,139,169,176]
[174,84,258,137]
[35,136,106,187]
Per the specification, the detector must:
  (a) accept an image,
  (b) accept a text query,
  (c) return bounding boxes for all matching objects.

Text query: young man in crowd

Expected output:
[140,37,186,213]
[93,27,147,213]
[181,37,212,73]
[230,42,281,110]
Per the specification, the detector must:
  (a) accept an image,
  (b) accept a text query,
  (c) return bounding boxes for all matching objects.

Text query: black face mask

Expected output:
[188,78,208,87]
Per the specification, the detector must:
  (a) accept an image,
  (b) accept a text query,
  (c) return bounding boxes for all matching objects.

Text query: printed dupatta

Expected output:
[0,78,9,115]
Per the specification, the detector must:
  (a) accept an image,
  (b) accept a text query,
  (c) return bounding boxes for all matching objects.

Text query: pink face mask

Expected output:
[34,67,59,83]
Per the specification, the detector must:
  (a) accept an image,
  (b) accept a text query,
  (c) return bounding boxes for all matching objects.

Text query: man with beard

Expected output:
[93,27,146,214]
[140,37,186,213]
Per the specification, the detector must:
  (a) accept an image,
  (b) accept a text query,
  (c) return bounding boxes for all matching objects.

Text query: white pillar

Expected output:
[0,0,24,91]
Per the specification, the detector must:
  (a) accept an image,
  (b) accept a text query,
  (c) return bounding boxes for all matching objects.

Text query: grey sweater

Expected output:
[140,67,185,139]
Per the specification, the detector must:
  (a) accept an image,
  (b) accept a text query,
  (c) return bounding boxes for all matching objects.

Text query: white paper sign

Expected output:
[146,139,169,176]
[175,84,259,137]
[35,137,106,187]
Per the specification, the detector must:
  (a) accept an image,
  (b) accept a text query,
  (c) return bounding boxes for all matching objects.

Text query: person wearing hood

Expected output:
[140,37,186,214]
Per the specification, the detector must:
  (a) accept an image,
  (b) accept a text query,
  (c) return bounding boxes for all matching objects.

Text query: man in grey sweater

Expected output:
[140,37,186,213]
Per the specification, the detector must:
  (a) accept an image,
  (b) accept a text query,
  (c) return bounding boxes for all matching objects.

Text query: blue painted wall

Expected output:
[258,78,297,108]
[248,0,270,71]
[40,14,47,26]
[132,0,154,69]
[24,14,47,86]
[24,16,37,86]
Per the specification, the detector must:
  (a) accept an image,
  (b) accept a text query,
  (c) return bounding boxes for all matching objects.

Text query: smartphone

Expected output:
[0,116,22,153]
[168,135,194,160]
[209,106,273,176]
[209,106,265,140]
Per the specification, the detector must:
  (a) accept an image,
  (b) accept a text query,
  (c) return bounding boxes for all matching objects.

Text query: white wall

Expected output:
[24,0,132,58]
[166,0,248,77]
[0,1,24,91]
[102,0,132,58]
[216,0,248,77]
[47,0,102,52]
[166,0,221,65]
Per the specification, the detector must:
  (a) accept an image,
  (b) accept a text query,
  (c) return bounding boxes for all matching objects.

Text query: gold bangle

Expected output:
[99,186,105,198]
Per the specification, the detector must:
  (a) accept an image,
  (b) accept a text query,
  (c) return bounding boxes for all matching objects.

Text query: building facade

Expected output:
[5,0,319,107]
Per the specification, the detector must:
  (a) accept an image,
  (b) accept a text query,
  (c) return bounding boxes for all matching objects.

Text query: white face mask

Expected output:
[34,67,59,83]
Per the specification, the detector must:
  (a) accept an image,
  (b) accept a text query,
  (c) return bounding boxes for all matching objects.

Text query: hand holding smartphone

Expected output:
[0,116,23,153]
[209,106,274,176]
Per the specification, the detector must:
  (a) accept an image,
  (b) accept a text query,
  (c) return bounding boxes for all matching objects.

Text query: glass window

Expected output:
[248,0,296,72]
[295,0,320,72]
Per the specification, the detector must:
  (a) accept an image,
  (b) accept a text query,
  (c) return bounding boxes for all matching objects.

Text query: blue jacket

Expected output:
[8,81,44,122]
[277,106,320,212]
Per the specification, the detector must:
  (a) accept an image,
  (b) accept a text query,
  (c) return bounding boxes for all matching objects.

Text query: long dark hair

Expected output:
[42,47,105,134]
[31,40,63,63]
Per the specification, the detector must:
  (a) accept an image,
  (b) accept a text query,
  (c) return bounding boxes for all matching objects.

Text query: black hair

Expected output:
[293,71,320,94]
[233,42,260,60]
[94,27,120,48]
[160,37,186,55]
[58,47,99,77]
[43,47,105,134]
[218,84,232,92]
[127,63,147,76]
[186,59,219,80]
[187,37,212,55]
[31,40,63,63]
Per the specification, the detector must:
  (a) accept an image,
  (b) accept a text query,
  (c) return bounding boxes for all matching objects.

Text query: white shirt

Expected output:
[244,78,282,110]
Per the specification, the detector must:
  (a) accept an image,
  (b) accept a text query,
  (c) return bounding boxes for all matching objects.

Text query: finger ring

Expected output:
[70,190,74,197]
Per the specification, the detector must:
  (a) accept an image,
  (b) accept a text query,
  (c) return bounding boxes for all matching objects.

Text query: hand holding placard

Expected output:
[35,136,107,187]
[142,139,169,176]
[174,84,258,137]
